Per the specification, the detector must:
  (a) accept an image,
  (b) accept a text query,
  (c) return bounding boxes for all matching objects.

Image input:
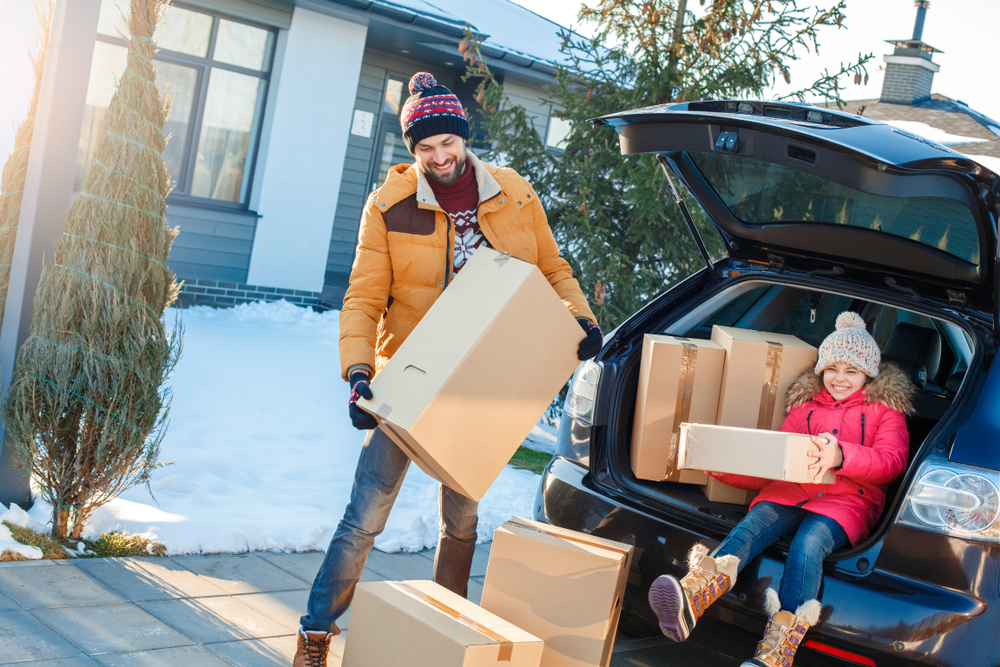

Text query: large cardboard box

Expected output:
[631,335,725,484]
[481,517,634,667]
[679,423,836,485]
[711,326,818,431]
[342,579,543,667]
[359,248,585,501]
[701,476,758,505]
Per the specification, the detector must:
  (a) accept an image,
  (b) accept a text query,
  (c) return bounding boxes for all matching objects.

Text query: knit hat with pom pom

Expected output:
[399,72,469,152]
[815,311,881,377]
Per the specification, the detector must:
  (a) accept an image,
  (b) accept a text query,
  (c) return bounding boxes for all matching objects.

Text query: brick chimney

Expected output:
[880,0,943,105]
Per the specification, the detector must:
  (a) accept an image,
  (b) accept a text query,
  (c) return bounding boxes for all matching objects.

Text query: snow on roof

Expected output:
[961,153,1000,174]
[881,120,989,146]
[374,0,576,66]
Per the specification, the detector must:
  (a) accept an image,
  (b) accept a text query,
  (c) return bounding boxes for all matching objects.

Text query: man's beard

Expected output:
[423,152,467,186]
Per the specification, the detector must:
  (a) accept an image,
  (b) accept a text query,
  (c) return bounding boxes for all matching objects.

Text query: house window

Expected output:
[546,115,572,151]
[76,2,276,208]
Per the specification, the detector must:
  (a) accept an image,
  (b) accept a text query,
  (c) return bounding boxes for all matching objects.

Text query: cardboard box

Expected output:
[711,326,818,431]
[359,247,585,501]
[679,423,836,485]
[631,334,725,483]
[481,517,634,667]
[701,476,758,505]
[342,579,543,667]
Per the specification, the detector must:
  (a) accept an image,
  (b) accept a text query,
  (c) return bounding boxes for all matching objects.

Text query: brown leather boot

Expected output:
[433,534,475,598]
[292,627,338,667]
[740,589,821,667]
[648,544,739,643]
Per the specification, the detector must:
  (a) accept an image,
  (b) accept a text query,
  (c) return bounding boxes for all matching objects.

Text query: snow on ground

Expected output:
[11,300,545,556]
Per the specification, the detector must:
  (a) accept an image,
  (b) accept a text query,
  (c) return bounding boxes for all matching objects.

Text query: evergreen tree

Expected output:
[0,1,53,333]
[463,0,872,329]
[4,0,182,539]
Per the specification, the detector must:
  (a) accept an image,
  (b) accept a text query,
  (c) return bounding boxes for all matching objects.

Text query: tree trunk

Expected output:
[53,507,69,539]
[666,0,688,96]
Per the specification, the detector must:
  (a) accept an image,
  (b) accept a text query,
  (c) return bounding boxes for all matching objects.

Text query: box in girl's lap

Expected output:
[678,423,836,485]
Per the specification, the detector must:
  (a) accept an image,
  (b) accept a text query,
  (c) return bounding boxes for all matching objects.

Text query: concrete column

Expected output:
[0,0,102,508]
[247,7,369,293]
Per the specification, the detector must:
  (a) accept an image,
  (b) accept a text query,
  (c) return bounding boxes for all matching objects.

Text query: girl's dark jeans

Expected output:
[712,500,849,611]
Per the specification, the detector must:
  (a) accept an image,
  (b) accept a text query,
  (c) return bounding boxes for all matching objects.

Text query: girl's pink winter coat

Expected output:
[711,364,915,545]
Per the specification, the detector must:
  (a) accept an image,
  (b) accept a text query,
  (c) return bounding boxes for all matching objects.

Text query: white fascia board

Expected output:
[248,7,368,293]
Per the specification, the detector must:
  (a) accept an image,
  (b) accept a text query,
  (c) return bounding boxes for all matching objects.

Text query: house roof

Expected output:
[327,0,576,71]
[828,94,1000,169]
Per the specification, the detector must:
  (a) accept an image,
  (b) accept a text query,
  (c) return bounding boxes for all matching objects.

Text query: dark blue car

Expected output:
[537,100,1000,667]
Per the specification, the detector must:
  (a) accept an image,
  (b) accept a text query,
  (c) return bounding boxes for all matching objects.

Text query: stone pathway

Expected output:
[0,546,490,666]
[0,546,724,666]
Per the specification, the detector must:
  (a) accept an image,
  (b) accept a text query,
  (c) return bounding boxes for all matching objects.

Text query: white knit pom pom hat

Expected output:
[815,311,881,377]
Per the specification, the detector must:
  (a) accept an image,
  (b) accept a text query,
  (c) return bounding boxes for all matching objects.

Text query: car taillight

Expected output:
[565,360,601,426]
[897,460,1000,541]
[553,361,602,467]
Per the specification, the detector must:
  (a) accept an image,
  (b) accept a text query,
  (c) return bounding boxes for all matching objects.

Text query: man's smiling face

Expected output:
[413,134,467,185]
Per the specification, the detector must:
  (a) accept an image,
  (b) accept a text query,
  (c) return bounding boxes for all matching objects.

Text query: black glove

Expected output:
[348,371,377,430]
[577,318,603,360]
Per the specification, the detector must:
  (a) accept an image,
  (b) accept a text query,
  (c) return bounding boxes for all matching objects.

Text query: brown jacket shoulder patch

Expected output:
[383,194,436,236]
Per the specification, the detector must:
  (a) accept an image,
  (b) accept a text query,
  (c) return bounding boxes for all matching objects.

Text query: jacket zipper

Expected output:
[861,413,866,446]
[806,410,814,435]
[443,213,452,288]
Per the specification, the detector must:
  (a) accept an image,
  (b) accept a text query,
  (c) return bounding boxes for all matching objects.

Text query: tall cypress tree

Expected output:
[4,0,181,539]
[0,1,53,333]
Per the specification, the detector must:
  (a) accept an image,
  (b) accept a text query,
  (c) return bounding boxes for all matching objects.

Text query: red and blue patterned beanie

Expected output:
[815,311,881,377]
[400,72,469,153]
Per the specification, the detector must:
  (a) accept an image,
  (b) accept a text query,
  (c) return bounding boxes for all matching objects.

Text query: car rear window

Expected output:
[689,152,980,265]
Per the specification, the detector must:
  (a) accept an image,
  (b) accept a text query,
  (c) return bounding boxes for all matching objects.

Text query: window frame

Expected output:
[92,2,277,211]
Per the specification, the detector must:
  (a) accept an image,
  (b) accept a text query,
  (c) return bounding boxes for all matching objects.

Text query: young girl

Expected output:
[648,312,914,667]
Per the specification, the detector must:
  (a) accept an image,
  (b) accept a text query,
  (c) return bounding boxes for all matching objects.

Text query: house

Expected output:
[80,0,575,310]
[831,0,1000,172]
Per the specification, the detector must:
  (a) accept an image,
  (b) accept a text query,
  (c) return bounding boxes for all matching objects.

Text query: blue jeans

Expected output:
[300,427,479,632]
[712,501,849,612]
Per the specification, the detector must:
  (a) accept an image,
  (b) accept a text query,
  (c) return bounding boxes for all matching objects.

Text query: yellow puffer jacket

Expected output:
[340,153,597,380]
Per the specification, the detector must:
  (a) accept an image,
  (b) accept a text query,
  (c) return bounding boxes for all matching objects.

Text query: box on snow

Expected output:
[358,247,585,501]
[631,334,725,483]
[710,326,818,431]
[481,517,634,667]
[679,423,836,485]
[342,579,543,667]
[701,476,758,505]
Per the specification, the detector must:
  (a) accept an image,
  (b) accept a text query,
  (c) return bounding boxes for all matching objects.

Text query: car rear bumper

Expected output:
[537,455,999,667]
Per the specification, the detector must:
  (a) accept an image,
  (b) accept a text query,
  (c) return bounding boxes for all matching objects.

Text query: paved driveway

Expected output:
[0,546,738,666]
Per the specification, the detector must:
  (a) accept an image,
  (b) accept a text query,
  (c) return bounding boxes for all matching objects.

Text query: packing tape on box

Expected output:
[667,341,698,482]
[391,582,514,661]
[756,341,783,429]
[505,519,632,557]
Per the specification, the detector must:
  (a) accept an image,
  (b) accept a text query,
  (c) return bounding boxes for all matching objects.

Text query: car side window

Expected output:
[699,286,769,330]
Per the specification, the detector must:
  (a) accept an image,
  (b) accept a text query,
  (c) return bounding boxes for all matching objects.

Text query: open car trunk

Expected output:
[604,275,982,558]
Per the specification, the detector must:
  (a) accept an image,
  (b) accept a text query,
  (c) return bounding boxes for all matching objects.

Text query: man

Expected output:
[293,72,601,666]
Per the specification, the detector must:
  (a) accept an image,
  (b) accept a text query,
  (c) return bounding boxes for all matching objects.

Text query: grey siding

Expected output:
[166,203,258,283]
[324,49,461,304]
[503,80,554,144]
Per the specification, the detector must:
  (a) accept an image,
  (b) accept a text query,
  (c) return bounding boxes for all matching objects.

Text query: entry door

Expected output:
[371,125,413,191]
[370,76,414,191]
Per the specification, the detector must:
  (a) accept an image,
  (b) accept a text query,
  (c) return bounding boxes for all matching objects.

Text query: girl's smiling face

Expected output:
[822,362,868,400]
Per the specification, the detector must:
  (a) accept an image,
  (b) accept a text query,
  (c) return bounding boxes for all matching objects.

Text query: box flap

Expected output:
[501,517,634,561]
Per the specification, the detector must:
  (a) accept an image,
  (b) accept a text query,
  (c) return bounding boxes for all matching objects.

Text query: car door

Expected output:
[594,100,1000,323]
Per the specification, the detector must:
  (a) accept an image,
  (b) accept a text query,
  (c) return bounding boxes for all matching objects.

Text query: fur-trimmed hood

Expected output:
[786,362,915,416]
